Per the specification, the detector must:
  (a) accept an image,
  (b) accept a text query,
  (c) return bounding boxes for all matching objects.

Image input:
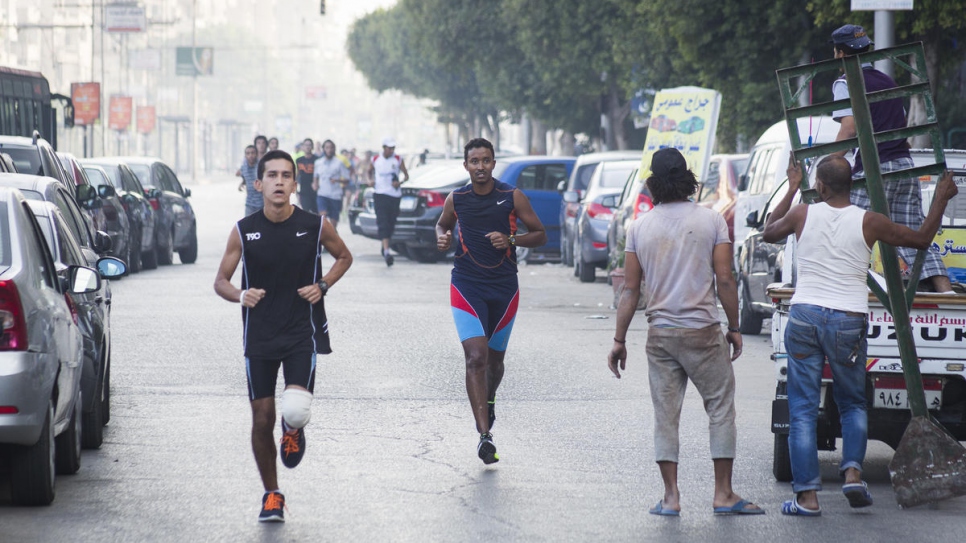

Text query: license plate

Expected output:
[400,195,417,212]
[872,375,942,410]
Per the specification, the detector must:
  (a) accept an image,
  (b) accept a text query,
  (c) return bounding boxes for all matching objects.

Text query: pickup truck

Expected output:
[766,149,966,481]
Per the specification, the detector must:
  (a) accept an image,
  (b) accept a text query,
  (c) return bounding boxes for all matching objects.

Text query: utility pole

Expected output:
[191,0,198,183]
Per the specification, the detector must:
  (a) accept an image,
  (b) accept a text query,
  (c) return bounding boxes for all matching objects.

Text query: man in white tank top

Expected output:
[763,155,957,516]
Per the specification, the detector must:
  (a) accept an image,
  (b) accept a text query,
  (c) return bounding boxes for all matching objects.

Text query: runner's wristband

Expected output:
[727,327,740,333]
[613,337,626,344]
[239,289,247,304]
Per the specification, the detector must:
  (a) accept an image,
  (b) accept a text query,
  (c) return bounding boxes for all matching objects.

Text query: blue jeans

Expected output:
[784,304,868,493]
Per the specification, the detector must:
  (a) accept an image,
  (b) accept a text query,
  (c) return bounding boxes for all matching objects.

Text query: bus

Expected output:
[0,66,73,150]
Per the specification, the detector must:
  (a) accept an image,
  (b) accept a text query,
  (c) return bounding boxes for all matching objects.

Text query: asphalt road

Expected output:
[2,174,966,542]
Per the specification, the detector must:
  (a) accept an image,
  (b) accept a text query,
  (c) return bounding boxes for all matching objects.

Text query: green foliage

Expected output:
[347,0,966,149]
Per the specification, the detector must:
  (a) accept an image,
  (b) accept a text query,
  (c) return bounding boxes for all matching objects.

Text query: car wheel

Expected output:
[9,400,56,505]
[410,248,443,263]
[158,227,175,265]
[101,356,111,425]
[54,390,82,475]
[142,238,159,270]
[561,233,573,267]
[572,238,580,277]
[578,255,596,283]
[773,432,793,482]
[81,374,104,449]
[178,224,198,264]
[738,277,764,335]
[129,228,142,274]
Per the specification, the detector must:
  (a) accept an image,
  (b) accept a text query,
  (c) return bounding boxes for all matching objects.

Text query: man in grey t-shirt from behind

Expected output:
[608,148,764,517]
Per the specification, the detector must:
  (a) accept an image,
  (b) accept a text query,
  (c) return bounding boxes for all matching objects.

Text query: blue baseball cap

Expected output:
[831,24,873,49]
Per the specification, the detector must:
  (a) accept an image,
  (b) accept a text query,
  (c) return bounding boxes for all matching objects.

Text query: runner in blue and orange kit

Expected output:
[435,137,547,464]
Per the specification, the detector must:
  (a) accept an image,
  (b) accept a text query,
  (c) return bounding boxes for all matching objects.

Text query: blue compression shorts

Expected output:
[450,277,519,351]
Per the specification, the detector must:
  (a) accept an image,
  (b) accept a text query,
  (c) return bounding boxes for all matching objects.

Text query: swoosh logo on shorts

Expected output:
[296,231,308,237]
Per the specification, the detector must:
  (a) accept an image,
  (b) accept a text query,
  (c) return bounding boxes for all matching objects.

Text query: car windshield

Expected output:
[573,163,597,192]
[18,189,43,201]
[128,164,153,187]
[407,165,470,189]
[599,164,637,189]
[0,204,9,267]
[2,147,42,176]
[84,167,111,189]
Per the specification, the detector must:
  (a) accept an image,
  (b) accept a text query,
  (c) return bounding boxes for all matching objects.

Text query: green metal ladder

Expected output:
[774,42,945,419]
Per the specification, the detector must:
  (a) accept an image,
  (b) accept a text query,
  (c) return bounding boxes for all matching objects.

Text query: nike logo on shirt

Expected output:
[296,231,308,237]
[497,199,507,205]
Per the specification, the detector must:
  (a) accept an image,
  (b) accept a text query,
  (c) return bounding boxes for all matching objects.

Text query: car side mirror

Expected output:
[184,188,191,198]
[745,210,759,228]
[98,185,116,198]
[96,256,127,278]
[563,191,579,203]
[601,194,618,208]
[68,265,101,294]
[145,188,162,199]
[76,184,97,205]
[94,230,112,253]
[737,174,748,192]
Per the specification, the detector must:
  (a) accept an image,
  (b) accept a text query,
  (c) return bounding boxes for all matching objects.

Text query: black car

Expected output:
[79,164,133,269]
[58,153,109,252]
[355,161,467,262]
[736,177,792,335]
[27,200,126,449]
[0,173,118,449]
[0,133,74,197]
[81,159,158,272]
[111,157,198,265]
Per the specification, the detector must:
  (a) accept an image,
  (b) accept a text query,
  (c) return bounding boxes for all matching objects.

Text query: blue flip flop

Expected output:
[843,481,873,508]
[649,500,680,516]
[780,497,821,517]
[713,499,766,515]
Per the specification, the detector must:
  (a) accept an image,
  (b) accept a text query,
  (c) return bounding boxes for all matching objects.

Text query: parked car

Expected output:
[605,166,654,276]
[559,150,642,266]
[491,155,575,262]
[0,152,16,172]
[0,186,90,505]
[57,152,107,248]
[108,157,198,265]
[78,164,132,269]
[733,116,838,256]
[0,133,74,197]
[572,159,639,282]
[354,161,467,262]
[27,199,126,449]
[80,159,157,272]
[695,154,750,242]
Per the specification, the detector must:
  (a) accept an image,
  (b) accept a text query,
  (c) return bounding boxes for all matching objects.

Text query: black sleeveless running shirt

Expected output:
[236,208,331,358]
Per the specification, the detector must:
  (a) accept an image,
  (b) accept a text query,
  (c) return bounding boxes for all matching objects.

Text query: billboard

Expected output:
[639,86,722,183]
[176,47,214,76]
[137,106,156,134]
[108,95,133,131]
[71,82,100,126]
[105,5,146,32]
[851,0,914,9]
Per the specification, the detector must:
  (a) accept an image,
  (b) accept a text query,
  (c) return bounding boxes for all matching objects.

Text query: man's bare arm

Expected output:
[832,116,857,158]
[713,243,742,361]
[319,219,352,287]
[865,170,959,249]
[214,228,244,303]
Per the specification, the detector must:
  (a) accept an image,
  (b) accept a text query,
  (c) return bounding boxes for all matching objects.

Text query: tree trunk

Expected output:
[606,82,631,150]
[558,131,576,156]
[531,118,547,155]
[907,38,940,149]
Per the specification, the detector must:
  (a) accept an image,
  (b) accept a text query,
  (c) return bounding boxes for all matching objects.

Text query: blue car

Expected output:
[490,155,575,261]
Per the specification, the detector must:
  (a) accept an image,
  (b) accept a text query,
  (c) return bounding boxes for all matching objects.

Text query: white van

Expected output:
[733,116,841,252]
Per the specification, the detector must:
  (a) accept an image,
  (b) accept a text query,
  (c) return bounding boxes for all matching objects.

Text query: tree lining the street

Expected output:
[347,0,966,152]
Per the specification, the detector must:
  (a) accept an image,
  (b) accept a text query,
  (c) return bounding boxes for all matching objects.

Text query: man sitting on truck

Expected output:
[829,23,952,293]
[763,154,957,516]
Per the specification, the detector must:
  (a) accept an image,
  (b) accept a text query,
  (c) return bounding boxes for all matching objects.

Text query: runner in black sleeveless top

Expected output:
[215,150,352,522]
[436,138,547,465]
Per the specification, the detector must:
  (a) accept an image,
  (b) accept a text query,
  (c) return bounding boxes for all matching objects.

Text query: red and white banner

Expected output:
[71,83,101,126]
[137,106,156,134]
[108,95,133,131]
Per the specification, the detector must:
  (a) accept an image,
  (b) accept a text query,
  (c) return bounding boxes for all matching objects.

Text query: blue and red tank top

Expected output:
[451,180,518,283]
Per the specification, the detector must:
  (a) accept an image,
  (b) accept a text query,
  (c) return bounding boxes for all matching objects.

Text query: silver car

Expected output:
[573,159,639,283]
[0,186,97,505]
